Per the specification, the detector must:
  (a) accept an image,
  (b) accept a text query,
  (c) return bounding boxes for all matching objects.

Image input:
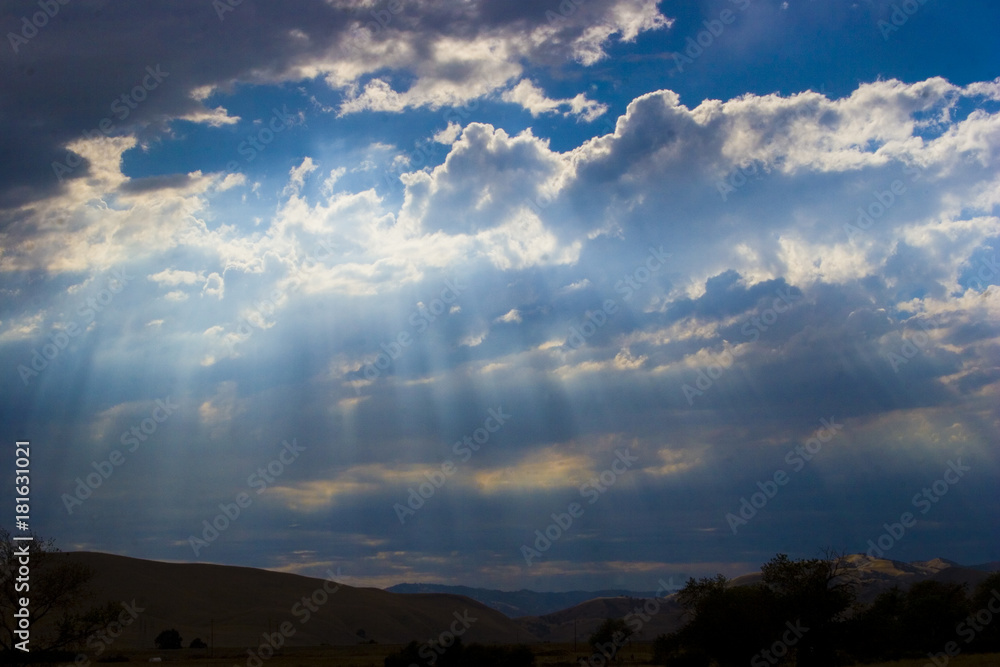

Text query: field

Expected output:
[54,645,1000,667]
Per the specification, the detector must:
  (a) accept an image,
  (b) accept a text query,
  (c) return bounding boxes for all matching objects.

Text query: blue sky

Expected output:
[1,0,998,591]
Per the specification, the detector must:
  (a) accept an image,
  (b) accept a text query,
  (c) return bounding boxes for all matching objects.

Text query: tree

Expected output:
[675,574,729,619]
[655,552,858,667]
[154,628,182,650]
[898,580,969,653]
[967,572,1000,653]
[589,618,632,662]
[462,642,535,666]
[383,640,533,667]
[0,527,119,657]
[758,551,857,666]
[651,632,712,667]
[384,640,421,667]
[189,637,208,649]
[842,585,906,661]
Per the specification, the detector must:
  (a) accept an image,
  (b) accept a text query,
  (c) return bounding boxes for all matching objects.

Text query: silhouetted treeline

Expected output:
[653,553,1000,667]
[383,637,534,667]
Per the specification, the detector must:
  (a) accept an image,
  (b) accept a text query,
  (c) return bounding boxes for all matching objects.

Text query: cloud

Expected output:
[148,269,206,287]
[0,0,672,210]
[502,79,607,121]
[496,309,523,324]
[284,157,319,196]
[3,58,998,588]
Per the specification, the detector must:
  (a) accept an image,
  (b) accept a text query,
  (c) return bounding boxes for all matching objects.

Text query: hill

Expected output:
[514,554,994,642]
[385,582,664,617]
[42,551,995,651]
[514,595,685,643]
[55,551,538,649]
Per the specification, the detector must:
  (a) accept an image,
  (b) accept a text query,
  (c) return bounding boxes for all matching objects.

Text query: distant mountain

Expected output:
[969,561,1000,572]
[385,583,663,618]
[52,552,538,648]
[514,595,685,643]
[837,554,993,603]
[43,552,995,651]
[515,555,996,642]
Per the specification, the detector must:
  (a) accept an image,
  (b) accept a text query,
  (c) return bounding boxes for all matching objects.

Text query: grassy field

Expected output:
[855,657,1000,667]
[70,645,1000,667]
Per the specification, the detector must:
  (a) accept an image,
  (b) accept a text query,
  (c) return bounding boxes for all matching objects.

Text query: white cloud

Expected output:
[495,309,523,324]
[284,157,319,196]
[502,79,607,121]
[330,1,671,115]
[321,167,347,195]
[433,122,463,145]
[148,269,206,287]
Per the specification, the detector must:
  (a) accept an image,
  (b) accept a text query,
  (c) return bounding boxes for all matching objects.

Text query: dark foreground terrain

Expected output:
[22,645,1000,667]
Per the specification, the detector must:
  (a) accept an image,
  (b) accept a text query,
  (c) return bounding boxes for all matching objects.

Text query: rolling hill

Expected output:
[54,552,538,649]
[39,551,996,651]
[385,582,665,617]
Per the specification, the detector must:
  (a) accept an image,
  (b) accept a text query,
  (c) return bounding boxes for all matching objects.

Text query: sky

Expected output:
[0,0,998,593]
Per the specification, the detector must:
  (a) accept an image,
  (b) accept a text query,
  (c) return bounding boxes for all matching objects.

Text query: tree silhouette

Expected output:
[898,580,969,653]
[588,617,632,662]
[967,572,1000,653]
[654,553,857,667]
[154,628,182,650]
[0,528,119,657]
[383,639,533,667]
[844,585,906,661]
[759,551,856,666]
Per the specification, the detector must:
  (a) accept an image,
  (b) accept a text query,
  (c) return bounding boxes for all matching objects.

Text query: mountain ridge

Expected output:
[39,551,996,648]
[385,582,667,618]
